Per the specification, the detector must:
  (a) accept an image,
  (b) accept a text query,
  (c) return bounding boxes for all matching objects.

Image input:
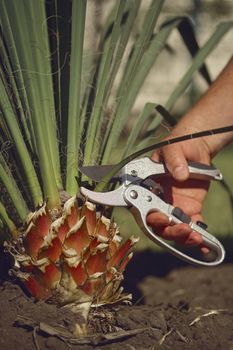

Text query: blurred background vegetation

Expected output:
[85,0,233,250]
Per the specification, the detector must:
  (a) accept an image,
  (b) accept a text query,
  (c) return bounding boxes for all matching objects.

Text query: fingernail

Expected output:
[173,165,189,181]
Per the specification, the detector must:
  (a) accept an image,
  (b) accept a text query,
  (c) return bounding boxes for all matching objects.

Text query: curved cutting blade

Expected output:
[79,165,120,182]
[80,185,126,206]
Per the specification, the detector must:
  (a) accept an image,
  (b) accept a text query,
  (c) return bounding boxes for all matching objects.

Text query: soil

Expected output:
[0,250,233,350]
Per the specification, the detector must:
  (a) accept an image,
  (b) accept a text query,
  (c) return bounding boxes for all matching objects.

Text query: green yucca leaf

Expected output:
[166,21,233,111]
[0,0,62,208]
[80,1,141,171]
[0,3,36,151]
[0,37,33,150]
[102,15,184,163]
[101,1,165,162]
[0,201,16,237]
[148,21,233,132]
[93,0,141,158]
[0,156,29,221]
[25,0,62,190]
[122,102,158,157]
[83,1,127,166]
[48,0,71,145]
[0,74,43,209]
[66,0,86,194]
[115,0,165,101]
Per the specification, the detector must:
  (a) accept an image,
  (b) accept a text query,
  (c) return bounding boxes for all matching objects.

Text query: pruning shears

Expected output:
[80,157,225,267]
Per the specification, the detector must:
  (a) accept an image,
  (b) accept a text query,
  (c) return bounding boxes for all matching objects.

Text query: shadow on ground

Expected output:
[123,237,233,302]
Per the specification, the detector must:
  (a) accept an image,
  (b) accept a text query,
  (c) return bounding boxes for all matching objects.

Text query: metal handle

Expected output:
[124,184,225,267]
[126,157,222,182]
[187,161,223,180]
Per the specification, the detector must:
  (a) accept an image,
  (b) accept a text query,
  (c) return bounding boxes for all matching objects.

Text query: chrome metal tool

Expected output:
[80,157,225,267]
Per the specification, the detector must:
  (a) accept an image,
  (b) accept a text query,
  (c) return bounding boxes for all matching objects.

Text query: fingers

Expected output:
[147,212,210,253]
[152,142,190,182]
[151,151,160,162]
[147,212,171,227]
[147,212,205,247]
[163,143,190,181]
[200,246,210,254]
[150,133,211,254]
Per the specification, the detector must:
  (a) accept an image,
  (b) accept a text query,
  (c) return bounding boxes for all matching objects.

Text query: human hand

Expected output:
[147,57,233,253]
[147,133,212,253]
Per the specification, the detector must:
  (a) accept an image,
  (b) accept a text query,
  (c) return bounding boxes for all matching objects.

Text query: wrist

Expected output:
[172,112,233,158]
[203,129,233,157]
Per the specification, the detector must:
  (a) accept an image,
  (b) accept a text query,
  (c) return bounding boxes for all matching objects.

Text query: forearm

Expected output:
[173,56,233,156]
[149,59,233,248]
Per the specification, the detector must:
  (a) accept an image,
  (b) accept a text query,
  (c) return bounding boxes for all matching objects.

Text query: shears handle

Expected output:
[124,184,225,267]
[125,157,222,181]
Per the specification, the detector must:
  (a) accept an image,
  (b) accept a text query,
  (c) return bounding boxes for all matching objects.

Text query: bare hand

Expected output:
[148,135,212,253]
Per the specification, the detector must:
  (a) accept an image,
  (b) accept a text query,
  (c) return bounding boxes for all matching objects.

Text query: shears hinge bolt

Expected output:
[130,190,138,199]
[146,195,152,202]
[131,170,138,177]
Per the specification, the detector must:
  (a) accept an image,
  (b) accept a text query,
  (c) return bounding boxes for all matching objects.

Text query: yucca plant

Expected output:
[0,0,232,331]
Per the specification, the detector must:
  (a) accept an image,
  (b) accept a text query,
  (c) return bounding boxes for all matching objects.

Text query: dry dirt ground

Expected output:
[0,250,233,350]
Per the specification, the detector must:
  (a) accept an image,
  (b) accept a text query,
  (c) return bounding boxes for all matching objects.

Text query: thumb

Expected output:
[162,143,189,181]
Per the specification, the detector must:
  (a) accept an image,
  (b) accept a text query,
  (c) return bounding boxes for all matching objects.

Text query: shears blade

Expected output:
[79,164,121,182]
[80,185,126,206]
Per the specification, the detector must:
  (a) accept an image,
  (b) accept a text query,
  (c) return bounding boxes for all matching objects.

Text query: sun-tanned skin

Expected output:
[148,57,233,253]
